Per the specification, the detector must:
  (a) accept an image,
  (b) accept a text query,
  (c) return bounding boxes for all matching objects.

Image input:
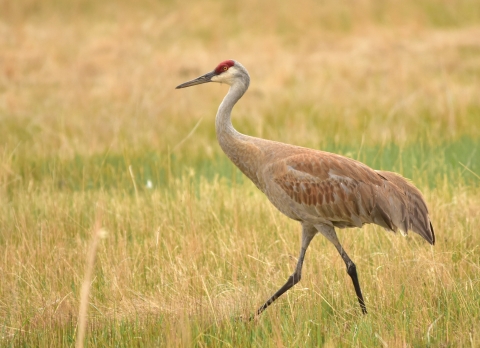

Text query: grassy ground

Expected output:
[1,0,480,346]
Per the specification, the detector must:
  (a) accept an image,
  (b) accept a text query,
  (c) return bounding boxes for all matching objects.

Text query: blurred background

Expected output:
[1,0,479,189]
[1,1,480,345]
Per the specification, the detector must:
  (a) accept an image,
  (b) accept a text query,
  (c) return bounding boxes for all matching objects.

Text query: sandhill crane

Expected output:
[176,60,435,316]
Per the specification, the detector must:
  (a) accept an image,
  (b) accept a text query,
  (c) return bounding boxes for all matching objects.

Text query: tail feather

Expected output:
[376,170,435,245]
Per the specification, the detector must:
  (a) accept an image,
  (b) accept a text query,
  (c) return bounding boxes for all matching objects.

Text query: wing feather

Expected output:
[263,152,434,245]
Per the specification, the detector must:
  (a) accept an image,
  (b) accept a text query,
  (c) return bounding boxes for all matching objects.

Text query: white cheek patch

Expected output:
[212,67,237,85]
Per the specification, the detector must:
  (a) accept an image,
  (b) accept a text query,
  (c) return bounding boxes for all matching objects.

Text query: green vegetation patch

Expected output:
[5,136,478,198]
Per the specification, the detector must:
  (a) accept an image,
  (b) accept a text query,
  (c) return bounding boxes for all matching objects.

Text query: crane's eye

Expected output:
[223,66,228,71]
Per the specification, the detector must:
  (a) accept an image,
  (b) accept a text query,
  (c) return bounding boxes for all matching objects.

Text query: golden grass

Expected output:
[1,0,480,346]
[1,178,479,345]
[1,0,480,159]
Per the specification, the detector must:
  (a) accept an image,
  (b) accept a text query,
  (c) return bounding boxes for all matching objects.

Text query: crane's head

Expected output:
[176,60,249,89]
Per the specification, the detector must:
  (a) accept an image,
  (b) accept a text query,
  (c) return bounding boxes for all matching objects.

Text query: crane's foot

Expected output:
[233,312,258,323]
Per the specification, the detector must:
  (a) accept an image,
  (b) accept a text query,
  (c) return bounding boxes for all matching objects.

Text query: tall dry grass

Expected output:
[1,0,479,346]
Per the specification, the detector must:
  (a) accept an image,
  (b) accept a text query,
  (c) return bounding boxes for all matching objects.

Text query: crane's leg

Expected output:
[315,224,367,314]
[255,224,317,316]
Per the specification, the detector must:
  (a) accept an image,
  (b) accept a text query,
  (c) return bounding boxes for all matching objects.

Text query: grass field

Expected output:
[1,0,480,346]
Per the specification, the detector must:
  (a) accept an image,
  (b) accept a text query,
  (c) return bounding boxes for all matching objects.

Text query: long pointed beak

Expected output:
[176,71,216,89]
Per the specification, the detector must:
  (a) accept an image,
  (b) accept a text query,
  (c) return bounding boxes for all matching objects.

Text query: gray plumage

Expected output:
[176,59,435,316]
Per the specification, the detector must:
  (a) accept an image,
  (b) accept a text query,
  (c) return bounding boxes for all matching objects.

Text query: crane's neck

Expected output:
[215,81,247,138]
[215,79,263,187]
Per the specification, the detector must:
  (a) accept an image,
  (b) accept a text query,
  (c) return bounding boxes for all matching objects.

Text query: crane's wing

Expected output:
[375,170,435,244]
[263,152,434,244]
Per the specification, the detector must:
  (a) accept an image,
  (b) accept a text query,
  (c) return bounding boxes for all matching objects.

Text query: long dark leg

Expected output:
[316,224,367,314]
[255,224,317,316]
